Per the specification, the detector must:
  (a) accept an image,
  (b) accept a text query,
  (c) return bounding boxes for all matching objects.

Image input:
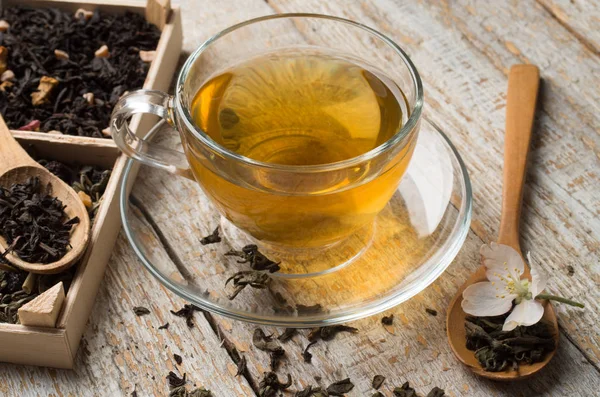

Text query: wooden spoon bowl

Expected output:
[446,65,559,380]
[0,118,90,274]
[447,265,558,380]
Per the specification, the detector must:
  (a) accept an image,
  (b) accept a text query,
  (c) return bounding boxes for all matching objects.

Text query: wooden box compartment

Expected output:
[0,0,182,368]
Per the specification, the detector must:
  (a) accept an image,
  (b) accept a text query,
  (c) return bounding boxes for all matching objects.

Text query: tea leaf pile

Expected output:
[465,314,555,372]
[0,177,79,263]
[0,6,160,137]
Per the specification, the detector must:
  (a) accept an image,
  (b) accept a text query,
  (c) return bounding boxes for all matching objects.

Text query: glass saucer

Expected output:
[120,118,472,326]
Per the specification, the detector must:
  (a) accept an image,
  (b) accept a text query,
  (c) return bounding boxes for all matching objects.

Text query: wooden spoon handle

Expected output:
[498,65,540,253]
[0,116,37,175]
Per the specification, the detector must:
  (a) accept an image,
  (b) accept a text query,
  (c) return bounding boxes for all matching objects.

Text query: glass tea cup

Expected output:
[111,14,423,270]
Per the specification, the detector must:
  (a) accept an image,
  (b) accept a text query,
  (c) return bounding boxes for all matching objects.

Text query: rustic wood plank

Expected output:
[537,0,600,56]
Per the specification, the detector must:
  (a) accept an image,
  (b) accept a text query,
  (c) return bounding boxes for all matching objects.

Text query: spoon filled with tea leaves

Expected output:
[446,65,559,380]
[0,116,90,274]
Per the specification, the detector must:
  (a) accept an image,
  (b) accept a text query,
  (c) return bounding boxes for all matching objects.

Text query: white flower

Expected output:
[462,243,547,331]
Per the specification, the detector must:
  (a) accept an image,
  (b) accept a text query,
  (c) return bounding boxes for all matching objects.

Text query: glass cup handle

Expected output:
[111,89,193,179]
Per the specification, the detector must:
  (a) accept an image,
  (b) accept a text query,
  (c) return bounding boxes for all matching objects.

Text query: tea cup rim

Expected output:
[176,13,424,172]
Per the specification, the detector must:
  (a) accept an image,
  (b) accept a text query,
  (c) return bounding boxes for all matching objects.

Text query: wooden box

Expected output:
[0,0,182,368]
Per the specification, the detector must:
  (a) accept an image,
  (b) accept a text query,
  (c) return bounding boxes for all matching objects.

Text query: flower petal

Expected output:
[527,252,547,296]
[502,299,545,331]
[480,243,524,283]
[462,282,517,316]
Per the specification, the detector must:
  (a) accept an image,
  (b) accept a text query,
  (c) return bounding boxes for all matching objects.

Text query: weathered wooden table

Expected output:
[1,0,599,395]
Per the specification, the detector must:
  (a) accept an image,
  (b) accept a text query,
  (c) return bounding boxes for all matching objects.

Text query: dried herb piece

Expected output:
[200,227,221,245]
[465,315,555,372]
[425,308,438,316]
[226,270,271,300]
[258,372,292,397]
[372,375,385,390]
[133,306,150,316]
[173,353,183,365]
[270,348,285,371]
[393,382,417,397]
[131,391,138,397]
[226,244,280,272]
[381,315,394,325]
[235,354,246,376]
[326,378,354,396]
[309,325,359,342]
[158,322,170,330]
[426,387,446,397]
[567,265,574,276]
[0,6,161,137]
[297,303,322,315]
[253,328,286,371]
[253,328,279,351]
[169,386,187,397]
[188,388,213,397]
[166,371,186,389]
[170,304,203,328]
[372,393,384,397]
[0,177,79,263]
[278,328,298,342]
[303,341,317,363]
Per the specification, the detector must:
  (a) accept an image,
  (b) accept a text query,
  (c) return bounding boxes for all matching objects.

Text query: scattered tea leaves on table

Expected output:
[226,270,271,300]
[170,304,203,328]
[259,372,292,397]
[465,315,555,372]
[173,353,183,365]
[278,328,298,342]
[326,378,355,396]
[158,322,170,330]
[166,371,186,389]
[381,314,394,325]
[133,306,150,316]
[0,177,79,263]
[200,227,221,245]
[427,386,446,397]
[309,325,359,341]
[393,381,417,397]
[425,308,438,316]
[372,374,385,390]
[303,341,317,363]
[0,6,161,137]
[226,244,280,272]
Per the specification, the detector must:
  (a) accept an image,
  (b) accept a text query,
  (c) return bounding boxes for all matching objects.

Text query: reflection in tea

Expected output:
[186,50,417,247]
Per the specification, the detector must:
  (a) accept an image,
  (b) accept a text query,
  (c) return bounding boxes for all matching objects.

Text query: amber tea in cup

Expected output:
[187,49,414,247]
[111,14,423,265]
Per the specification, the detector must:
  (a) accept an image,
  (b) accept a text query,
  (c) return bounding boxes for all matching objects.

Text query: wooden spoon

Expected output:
[0,116,90,274]
[447,65,558,380]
